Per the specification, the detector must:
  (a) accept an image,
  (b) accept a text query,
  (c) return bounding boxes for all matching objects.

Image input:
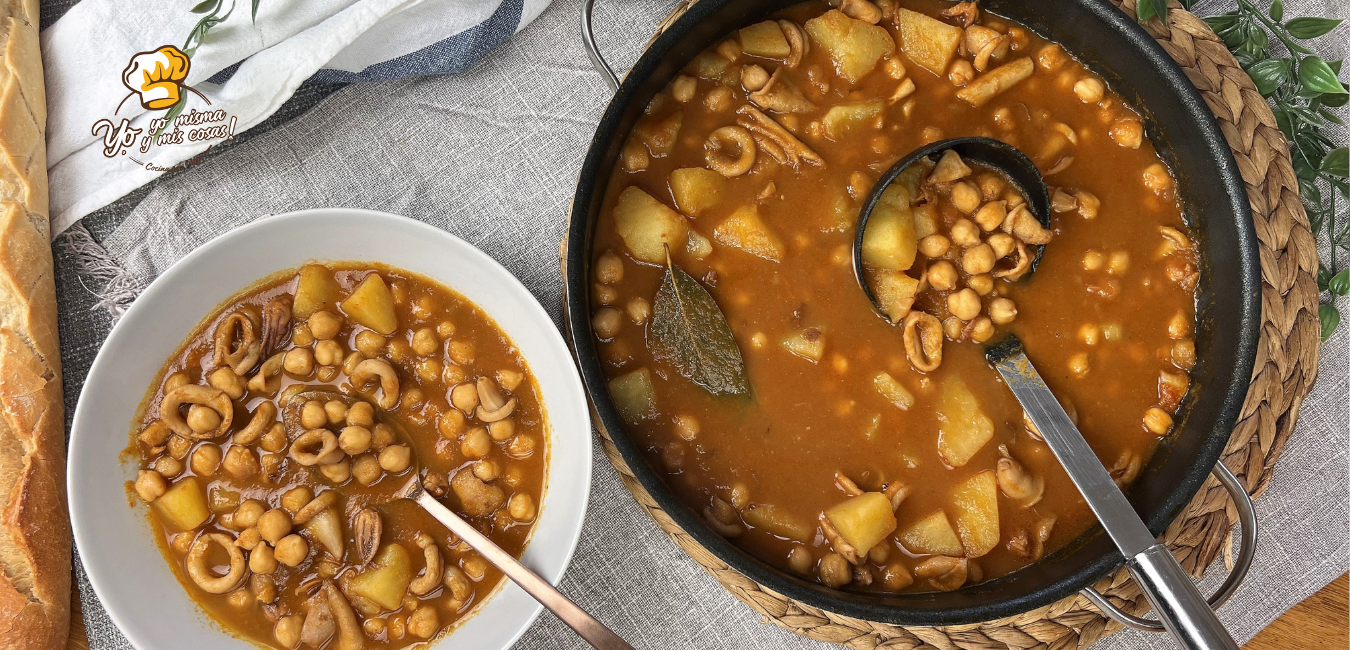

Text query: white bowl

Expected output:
[69,209,592,650]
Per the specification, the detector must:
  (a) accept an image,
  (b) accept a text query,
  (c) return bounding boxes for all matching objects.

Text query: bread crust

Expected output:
[0,0,71,647]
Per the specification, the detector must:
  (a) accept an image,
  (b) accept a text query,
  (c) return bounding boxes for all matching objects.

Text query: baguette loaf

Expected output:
[0,0,71,648]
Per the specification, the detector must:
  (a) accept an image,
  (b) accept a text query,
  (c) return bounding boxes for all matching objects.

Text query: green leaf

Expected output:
[1269,0,1283,22]
[190,0,218,13]
[650,248,750,396]
[1322,147,1349,178]
[1299,56,1349,94]
[1240,22,1269,56]
[1246,58,1290,96]
[1331,269,1350,296]
[1332,59,1344,74]
[1322,92,1350,108]
[1273,107,1294,140]
[1285,16,1343,39]
[1317,264,1332,291]
[251,0,260,22]
[1204,12,1240,32]
[1319,303,1340,341]
[1136,0,1168,25]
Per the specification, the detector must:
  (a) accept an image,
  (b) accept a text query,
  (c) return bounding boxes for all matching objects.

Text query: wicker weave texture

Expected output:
[593,0,1323,647]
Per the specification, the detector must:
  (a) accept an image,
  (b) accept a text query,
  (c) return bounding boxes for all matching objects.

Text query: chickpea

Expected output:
[247,542,279,575]
[507,434,538,459]
[291,323,315,348]
[1103,322,1124,341]
[443,363,468,386]
[479,420,512,444]
[135,470,167,502]
[373,444,409,473]
[234,499,266,529]
[355,330,385,357]
[250,573,277,603]
[186,404,221,434]
[883,564,914,591]
[461,427,492,459]
[728,483,750,510]
[260,423,287,453]
[988,233,1016,259]
[967,274,994,296]
[918,234,950,258]
[593,283,618,306]
[309,340,340,368]
[164,371,190,393]
[191,444,223,477]
[408,606,439,639]
[502,465,525,489]
[1172,339,1197,369]
[868,542,890,565]
[626,297,652,325]
[674,415,700,441]
[950,182,981,214]
[385,338,413,364]
[226,589,252,608]
[208,367,246,400]
[338,426,372,456]
[948,59,975,87]
[1144,407,1174,435]
[1108,251,1131,275]
[1077,190,1101,219]
[1079,323,1101,345]
[973,201,1007,231]
[787,545,813,574]
[319,459,351,483]
[948,288,982,321]
[224,447,260,480]
[300,400,327,429]
[968,315,995,342]
[670,75,697,103]
[282,347,315,378]
[155,455,183,478]
[1082,250,1106,271]
[168,434,192,459]
[1142,162,1172,192]
[411,328,439,356]
[273,534,309,567]
[1073,77,1105,103]
[274,615,302,649]
[1168,311,1191,339]
[169,532,194,554]
[279,488,311,516]
[962,244,996,275]
[818,552,852,588]
[1037,43,1069,71]
[450,383,479,413]
[431,321,456,342]
[462,555,490,581]
[308,311,342,340]
[988,298,1018,325]
[371,423,395,451]
[508,493,537,522]
[388,615,407,640]
[704,85,734,112]
[1068,352,1091,378]
[592,307,623,339]
[342,402,374,429]
[341,351,364,376]
[449,340,476,365]
[473,459,502,482]
[348,454,379,485]
[437,410,467,440]
[1111,119,1144,149]
[239,528,264,551]
[928,261,959,291]
[950,218,981,247]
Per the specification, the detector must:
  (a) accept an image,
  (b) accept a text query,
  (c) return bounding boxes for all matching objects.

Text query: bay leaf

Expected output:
[649,249,750,396]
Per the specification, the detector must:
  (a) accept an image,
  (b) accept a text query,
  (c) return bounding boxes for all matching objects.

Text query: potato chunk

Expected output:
[613,186,690,264]
[341,273,397,335]
[950,471,999,557]
[873,371,915,410]
[292,264,341,320]
[740,21,791,58]
[899,510,965,556]
[895,8,963,76]
[713,205,785,261]
[780,327,825,362]
[152,477,210,531]
[822,99,884,140]
[805,10,895,83]
[861,185,916,271]
[872,270,920,322]
[633,111,683,155]
[348,543,413,611]
[824,492,897,554]
[743,504,813,542]
[608,367,657,425]
[691,51,730,79]
[305,508,345,559]
[937,376,995,467]
[669,167,728,216]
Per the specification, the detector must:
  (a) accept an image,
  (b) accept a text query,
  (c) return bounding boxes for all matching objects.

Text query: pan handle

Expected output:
[1080,461,1258,631]
[580,0,620,92]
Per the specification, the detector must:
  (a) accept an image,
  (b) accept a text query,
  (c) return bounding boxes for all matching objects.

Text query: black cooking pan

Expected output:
[563,0,1261,627]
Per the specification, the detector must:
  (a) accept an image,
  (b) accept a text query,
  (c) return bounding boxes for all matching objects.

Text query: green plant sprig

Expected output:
[1137,0,1348,340]
[154,0,259,139]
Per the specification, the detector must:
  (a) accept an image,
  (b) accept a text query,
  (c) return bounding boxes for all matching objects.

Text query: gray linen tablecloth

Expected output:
[53,0,1347,647]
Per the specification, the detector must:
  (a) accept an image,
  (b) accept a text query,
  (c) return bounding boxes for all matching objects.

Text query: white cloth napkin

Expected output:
[40,0,551,237]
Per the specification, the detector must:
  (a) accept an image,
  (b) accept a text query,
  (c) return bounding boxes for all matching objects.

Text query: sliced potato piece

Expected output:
[822,99,884,140]
[872,269,919,323]
[780,327,825,362]
[347,543,413,611]
[692,51,730,79]
[895,8,963,76]
[740,21,791,58]
[824,492,897,554]
[821,187,856,233]
[341,273,398,335]
[742,504,813,542]
[912,203,938,239]
[950,470,999,557]
[873,371,915,410]
[152,477,210,531]
[861,185,917,271]
[292,264,341,320]
[899,510,965,557]
[608,367,657,426]
[956,58,1035,107]
[613,186,690,264]
[804,10,895,83]
[713,205,785,261]
[633,111,683,156]
[936,376,995,467]
[670,167,728,217]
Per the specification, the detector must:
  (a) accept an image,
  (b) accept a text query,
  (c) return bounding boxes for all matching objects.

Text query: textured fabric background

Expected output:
[49,0,1347,647]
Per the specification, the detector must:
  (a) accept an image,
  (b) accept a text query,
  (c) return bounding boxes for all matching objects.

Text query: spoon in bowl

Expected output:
[851,137,1239,650]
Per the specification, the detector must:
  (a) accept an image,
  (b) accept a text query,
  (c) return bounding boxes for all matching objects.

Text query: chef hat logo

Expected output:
[121,45,191,110]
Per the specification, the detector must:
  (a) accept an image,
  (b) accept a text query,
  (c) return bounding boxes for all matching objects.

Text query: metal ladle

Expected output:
[852,137,1243,650]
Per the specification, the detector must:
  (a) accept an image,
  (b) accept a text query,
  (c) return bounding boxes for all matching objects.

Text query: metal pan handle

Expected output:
[581,0,620,92]
[1080,461,1257,631]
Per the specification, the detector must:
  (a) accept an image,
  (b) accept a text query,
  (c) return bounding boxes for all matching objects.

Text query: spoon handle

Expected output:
[414,490,635,650]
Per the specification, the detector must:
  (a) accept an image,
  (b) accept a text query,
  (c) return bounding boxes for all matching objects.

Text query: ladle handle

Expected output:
[414,491,635,650]
[1126,545,1239,650]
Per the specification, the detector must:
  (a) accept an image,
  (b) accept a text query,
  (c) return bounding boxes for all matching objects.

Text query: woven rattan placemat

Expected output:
[586,0,1322,647]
